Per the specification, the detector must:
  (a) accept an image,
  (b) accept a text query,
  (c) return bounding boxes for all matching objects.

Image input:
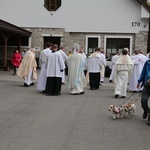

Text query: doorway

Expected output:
[43,37,61,49]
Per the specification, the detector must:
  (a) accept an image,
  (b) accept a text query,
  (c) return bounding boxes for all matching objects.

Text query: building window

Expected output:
[44,0,61,11]
[106,38,130,59]
[104,36,133,59]
[88,38,98,55]
[85,36,101,56]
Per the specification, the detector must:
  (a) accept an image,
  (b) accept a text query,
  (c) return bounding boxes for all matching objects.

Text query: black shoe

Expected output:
[115,94,119,98]
[80,91,85,95]
[133,91,137,93]
[30,82,35,86]
[23,83,30,87]
[54,93,61,96]
[122,96,126,98]
[45,93,52,96]
[147,115,150,126]
[143,111,148,119]
[70,93,78,95]
[109,80,113,83]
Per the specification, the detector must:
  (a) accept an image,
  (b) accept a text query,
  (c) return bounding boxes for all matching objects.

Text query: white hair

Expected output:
[124,48,129,51]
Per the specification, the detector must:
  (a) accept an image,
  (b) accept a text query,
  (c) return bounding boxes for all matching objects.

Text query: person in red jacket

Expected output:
[11,50,22,76]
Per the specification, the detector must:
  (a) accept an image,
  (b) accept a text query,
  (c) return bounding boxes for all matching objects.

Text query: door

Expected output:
[43,37,61,49]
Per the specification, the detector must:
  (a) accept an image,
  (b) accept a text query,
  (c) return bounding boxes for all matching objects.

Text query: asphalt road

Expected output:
[0,70,150,150]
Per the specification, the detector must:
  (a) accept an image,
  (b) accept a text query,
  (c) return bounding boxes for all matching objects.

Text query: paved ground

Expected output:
[0,70,150,150]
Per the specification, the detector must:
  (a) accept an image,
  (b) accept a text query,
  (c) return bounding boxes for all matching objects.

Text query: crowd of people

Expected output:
[11,43,150,125]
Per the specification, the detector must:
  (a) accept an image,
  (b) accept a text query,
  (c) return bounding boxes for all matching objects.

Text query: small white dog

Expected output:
[108,104,124,119]
[124,102,136,117]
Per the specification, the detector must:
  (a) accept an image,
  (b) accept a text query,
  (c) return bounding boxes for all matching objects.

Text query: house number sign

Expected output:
[132,22,140,27]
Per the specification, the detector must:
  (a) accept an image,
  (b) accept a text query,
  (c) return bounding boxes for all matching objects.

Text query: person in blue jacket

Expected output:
[137,57,150,126]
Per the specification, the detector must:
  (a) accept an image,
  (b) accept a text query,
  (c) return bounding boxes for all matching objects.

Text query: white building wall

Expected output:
[0,0,149,33]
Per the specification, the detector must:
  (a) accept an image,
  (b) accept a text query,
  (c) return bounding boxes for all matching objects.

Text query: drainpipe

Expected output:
[147,16,150,53]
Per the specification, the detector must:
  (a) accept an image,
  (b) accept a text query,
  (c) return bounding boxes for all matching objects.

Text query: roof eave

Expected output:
[137,0,150,13]
[0,19,32,36]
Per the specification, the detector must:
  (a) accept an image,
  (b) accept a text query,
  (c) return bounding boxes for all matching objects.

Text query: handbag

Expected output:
[144,79,150,90]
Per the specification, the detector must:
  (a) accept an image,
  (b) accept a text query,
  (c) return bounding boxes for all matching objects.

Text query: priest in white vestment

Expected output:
[109,51,119,82]
[99,49,106,83]
[79,48,87,75]
[45,44,65,96]
[57,47,68,84]
[67,47,86,95]
[17,48,37,87]
[87,48,103,90]
[138,50,148,67]
[129,50,143,92]
[114,48,134,98]
[37,42,52,92]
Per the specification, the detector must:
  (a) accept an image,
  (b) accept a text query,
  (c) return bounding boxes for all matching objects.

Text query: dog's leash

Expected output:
[121,90,142,105]
[131,92,142,103]
[121,92,136,105]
